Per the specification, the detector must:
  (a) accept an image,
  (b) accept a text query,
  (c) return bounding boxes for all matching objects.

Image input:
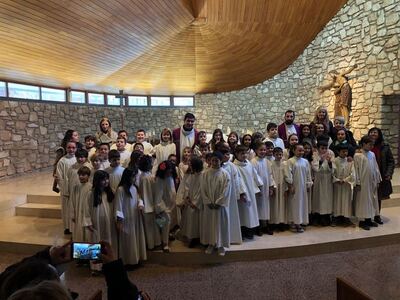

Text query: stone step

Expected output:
[382,193,400,209]
[15,203,61,219]
[27,194,60,205]
[393,185,400,194]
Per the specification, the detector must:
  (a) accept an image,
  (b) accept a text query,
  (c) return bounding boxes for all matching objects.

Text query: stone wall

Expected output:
[196,0,400,160]
[0,0,399,178]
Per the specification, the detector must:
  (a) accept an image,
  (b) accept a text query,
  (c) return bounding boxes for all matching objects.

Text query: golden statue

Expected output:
[319,64,357,126]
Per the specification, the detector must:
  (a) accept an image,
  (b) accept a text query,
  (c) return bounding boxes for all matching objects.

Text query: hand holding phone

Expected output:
[72,242,101,260]
[99,240,116,264]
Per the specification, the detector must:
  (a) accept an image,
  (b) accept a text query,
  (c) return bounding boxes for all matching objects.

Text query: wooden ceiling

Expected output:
[0,0,347,95]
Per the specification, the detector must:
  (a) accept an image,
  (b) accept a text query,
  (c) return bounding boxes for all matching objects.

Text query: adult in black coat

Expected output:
[368,127,395,224]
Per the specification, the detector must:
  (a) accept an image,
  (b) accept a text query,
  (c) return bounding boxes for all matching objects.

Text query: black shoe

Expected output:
[366,219,378,227]
[359,221,370,231]
[188,238,199,248]
[255,227,263,236]
[64,229,71,235]
[374,216,383,225]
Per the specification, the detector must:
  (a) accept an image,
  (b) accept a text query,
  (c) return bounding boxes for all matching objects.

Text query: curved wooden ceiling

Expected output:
[0,0,347,95]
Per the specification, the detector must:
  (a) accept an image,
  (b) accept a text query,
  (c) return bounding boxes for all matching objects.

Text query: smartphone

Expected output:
[72,242,101,260]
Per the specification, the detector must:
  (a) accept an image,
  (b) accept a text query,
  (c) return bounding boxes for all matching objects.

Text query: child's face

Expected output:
[236,151,247,162]
[119,132,128,141]
[79,173,90,183]
[85,139,95,149]
[289,135,299,145]
[222,152,230,163]
[228,134,237,144]
[274,151,283,161]
[66,142,77,155]
[253,136,262,143]
[268,128,278,138]
[77,156,87,164]
[362,142,373,151]
[71,131,80,143]
[101,121,110,132]
[294,145,305,158]
[266,146,274,156]
[110,157,120,167]
[100,177,110,189]
[303,145,312,156]
[199,133,207,144]
[214,132,222,141]
[161,132,171,142]
[116,139,126,151]
[318,145,328,155]
[243,136,252,147]
[336,130,346,142]
[338,149,348,158]
[136,131,145,143]
[210,157,221,169]
[183,149,192,160]
[256,145,267,158]
[99,145,109,157]
[200,147,210,157]
[316,124,325,135]
[334,120,344,129]
[134,144,144,153]
[92,158,102,170]
[302,127,310,137]
[169,156,177,165]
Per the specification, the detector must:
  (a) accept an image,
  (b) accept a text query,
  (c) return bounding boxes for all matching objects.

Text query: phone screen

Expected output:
[72,242,101,260]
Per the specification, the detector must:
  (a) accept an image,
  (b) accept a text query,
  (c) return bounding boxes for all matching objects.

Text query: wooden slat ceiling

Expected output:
[0,0,347,95]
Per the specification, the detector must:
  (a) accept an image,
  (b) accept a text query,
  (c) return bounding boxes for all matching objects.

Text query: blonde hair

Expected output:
[313,106,331,130]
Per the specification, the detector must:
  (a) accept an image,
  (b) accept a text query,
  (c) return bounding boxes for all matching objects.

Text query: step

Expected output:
[382,193,400,209]
[27,194,60,205]
[393,185,400,194]
[15,203,61,219]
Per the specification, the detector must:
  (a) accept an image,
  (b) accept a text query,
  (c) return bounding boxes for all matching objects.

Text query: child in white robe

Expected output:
[270,147,288,231]
[265,141,275,162]
[179,156,203,248]
[137,155,161,250]
[114,137,131,168]
[178,147,192,182]
[111,130,133,152]
[115,168,147,268]
[219,144,244,244]
[133,129,153,155]
[83,170,117,253]
[105,150,125,193]
[56,141,77,235]
[311,140,334,226]
[241,134,255,161]
[201,151,230,256]
[66,149,91,200]
[151,128,176,174]
[89,153,102,183]
[251,142,276,235]
[354,136,382,230]
[302,141,314,222]
[285,144,313,233]
[69,166,92,242]
[98,143,110,170]
[154,160,177,252]
[234,145,262,240]
[84,135,97,161]
[332,144,355,226]
[263,123,285,150]
[283,134,298,161]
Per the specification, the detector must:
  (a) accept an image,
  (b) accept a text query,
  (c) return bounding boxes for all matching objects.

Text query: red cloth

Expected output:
[371,145,381,169]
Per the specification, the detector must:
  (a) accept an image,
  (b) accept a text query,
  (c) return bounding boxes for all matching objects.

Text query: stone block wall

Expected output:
[0,0,399,179]
[196,0,400,161]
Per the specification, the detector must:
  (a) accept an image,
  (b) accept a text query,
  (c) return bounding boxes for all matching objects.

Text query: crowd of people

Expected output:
[53,107,395,267]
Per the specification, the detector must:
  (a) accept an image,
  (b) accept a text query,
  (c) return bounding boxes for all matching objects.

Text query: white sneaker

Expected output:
[218,247,226,256]
[205,245,214,254]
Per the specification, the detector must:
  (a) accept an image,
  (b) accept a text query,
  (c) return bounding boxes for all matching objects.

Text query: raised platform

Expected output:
[0,168,399,265]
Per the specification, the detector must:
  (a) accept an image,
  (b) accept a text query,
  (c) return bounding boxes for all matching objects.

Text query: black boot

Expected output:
[359,220,370,231]
[374,215,383,225]
[365,218,378,227]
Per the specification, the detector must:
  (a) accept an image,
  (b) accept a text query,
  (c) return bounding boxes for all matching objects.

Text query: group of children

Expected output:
[54,116,384,266]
